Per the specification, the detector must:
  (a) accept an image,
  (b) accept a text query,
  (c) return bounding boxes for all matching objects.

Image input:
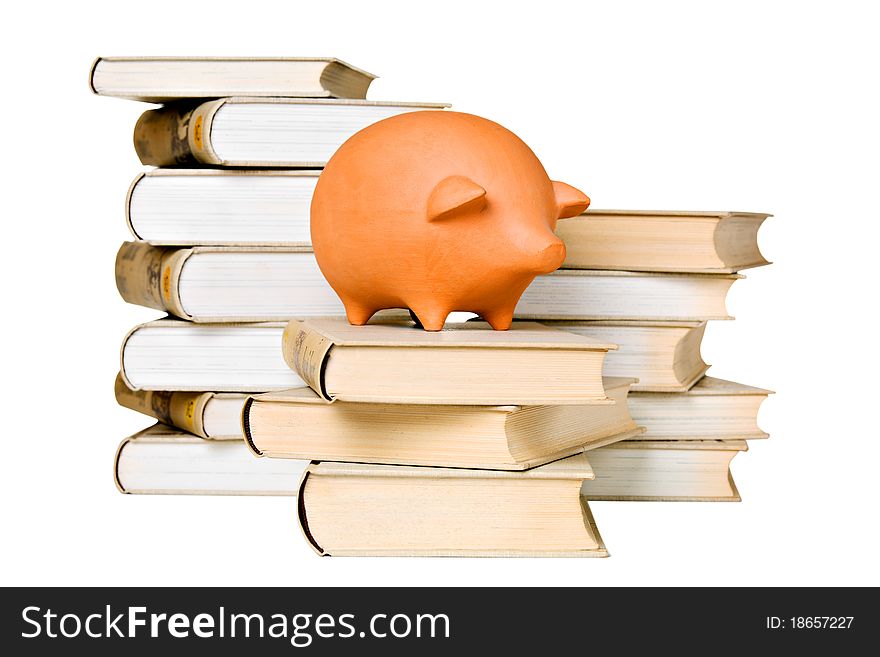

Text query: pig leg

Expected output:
[480,305,515,331]
[341,299,377,326]
[409,304,450,332]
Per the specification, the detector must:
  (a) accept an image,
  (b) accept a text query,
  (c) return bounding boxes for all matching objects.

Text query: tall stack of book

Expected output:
[95,56,445,492]
[547,210,773,501]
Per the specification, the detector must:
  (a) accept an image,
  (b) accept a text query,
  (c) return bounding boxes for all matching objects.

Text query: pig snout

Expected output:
[529,237,566,274]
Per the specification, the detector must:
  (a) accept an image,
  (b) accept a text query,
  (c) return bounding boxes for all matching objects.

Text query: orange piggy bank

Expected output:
[310,111,590,331]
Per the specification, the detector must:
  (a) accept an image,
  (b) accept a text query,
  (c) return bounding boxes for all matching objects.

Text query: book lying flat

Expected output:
[243,378,643,470]
[542,321,708,392]
[120,319,304,392]
[115,242,344,322]
[114,424,306,495]
[90,57,376,102]
[297,455,607,557]
[115,373,247,439]
[126,170,319,246]
[580,440,747,501]
[116,242,739,323]
[133,98,448,167]
[557,210,771,273]
[515,270,739,322]
[628,377,772,440]
[283,318,615,405]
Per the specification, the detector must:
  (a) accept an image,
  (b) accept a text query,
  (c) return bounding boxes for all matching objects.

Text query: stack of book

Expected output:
[98,57,772,557]
[96,56,445,490]
[549,209,773,501]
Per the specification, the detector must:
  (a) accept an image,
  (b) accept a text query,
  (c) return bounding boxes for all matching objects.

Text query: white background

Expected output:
[2,0,878,586]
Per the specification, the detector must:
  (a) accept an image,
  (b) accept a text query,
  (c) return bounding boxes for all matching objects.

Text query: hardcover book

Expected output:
[543,321,708,392]
[297,454,608,557]
[126,170,319,246]
[115,373,248,439]
[580,440,748,501]
[515,270,739,322]
[114,424,306,495]
[243,378,643,470]
[90,57,376,102]
[628,377,772,440]
[133,98,448,167]
[557,209,771,273]
[119,319,304,392]
[114,241,344,322]
[282,318,616,405]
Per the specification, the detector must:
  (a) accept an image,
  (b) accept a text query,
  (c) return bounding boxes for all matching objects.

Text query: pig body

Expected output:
[310,111,589,331]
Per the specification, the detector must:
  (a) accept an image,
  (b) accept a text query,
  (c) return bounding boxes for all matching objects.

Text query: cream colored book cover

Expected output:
[557,209,771,273]
[282,318,616,405]
[90,57,377,102]
[628,377,773,440]
[297,453,608,557]
[244,377,644,470]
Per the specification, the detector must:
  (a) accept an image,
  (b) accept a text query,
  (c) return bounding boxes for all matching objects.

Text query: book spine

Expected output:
[282,321,335,401]
[241,397,262,456]
[113,436,131,494]
[133,100,224,166]
[296,469,327,556]
[114,373,210,437]
[114,241,191,318]
[124,172,146,240]
[88,57,102,94]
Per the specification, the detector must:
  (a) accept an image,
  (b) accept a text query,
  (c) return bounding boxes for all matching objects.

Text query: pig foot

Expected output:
[480,306,515,331]
[342,300,377,326]
[408,305,449,332]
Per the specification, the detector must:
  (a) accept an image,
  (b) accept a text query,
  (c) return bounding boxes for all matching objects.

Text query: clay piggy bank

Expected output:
[310,110,590,331]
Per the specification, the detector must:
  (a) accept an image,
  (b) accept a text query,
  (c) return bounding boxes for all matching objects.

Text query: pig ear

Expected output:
[427,176,487,222]
[552,181,591,219]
